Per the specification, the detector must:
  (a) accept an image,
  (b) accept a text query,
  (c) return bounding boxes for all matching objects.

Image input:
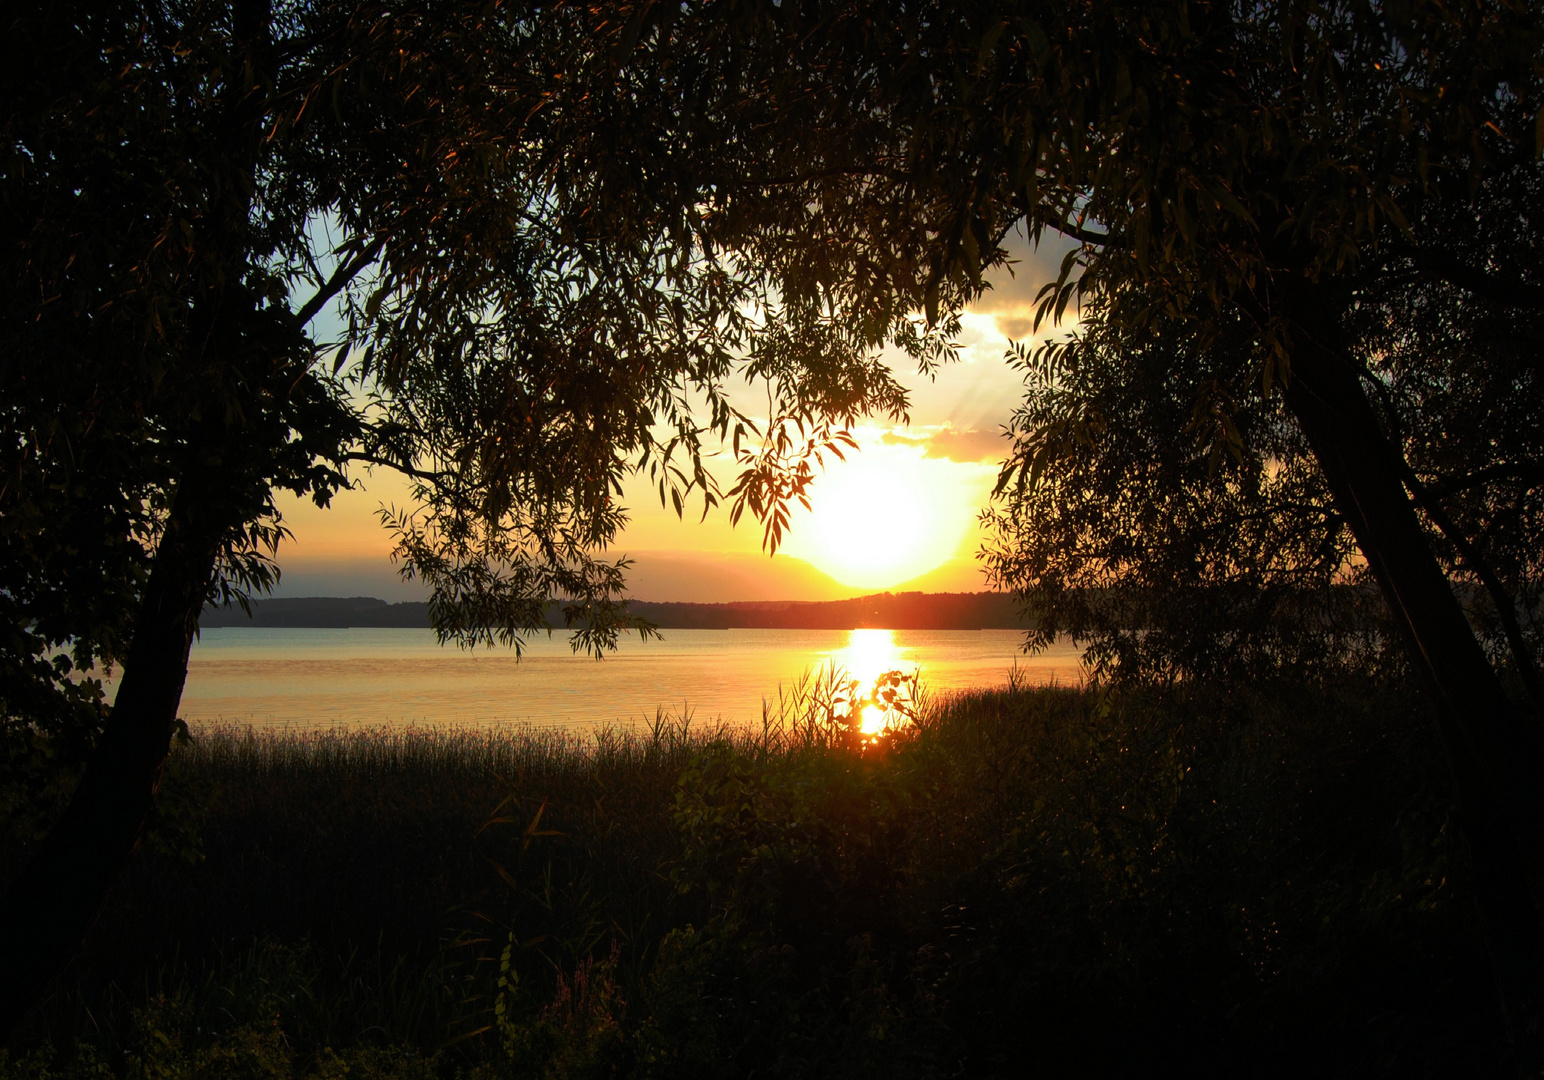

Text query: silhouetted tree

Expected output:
[8,0,1544,1058]
[505,0,1544,1056]
[982,299,1388,686]
[0,0,931,1036]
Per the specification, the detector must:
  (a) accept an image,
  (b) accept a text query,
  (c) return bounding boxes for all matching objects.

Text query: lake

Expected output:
[176,627,1086,730]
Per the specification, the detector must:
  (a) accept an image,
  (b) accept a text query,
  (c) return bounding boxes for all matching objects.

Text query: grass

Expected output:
[0,672,1516,1078]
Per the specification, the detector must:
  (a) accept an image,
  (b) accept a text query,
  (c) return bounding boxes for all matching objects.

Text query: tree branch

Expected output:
[1025,204,1113,247]
[294,240,383,327]
[343,451,451,486]
[1402,464,1544,711]
[1349,363,1544,708]
[1408,247,1544,311]
[1426,460,1544,499]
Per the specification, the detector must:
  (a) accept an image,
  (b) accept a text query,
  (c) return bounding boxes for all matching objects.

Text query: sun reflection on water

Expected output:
[828,629,917,736]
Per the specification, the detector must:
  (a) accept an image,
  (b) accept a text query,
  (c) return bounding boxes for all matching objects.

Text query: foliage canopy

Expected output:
[5,0,1544,1049]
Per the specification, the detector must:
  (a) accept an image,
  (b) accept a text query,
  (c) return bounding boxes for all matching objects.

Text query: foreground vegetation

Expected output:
[0,675,1510,1078]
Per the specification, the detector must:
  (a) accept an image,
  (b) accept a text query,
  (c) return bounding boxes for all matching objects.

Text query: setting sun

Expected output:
[781,441,985,591]
[859,703,888,736]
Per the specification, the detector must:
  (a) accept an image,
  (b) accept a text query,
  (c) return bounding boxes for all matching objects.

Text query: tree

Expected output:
[983,154,1544,694]
[498,0,1544,1056]
[0,0,938,1036]
[981,298,1391,687]
[963,6,1544,1053]
[8,0,1542,1055]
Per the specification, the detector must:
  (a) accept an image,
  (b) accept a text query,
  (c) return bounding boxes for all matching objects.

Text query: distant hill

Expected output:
[200,592,1033,630]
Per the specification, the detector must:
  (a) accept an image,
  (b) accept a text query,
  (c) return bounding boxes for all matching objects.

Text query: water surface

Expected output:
[178,626,1084,730]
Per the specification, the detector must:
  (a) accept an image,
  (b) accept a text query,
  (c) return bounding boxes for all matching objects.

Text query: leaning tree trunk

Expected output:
[0,460,229,1042]
[0,6,286,1036]
[1282,292,1544,1063]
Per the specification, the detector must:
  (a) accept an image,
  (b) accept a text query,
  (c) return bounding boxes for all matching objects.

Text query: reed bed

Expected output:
[3,675,1516,1079]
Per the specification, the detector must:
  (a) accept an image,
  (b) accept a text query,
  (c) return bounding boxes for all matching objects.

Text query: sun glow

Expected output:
[782,442,981,591]
[829,629,915,736]
[859,703,888,736]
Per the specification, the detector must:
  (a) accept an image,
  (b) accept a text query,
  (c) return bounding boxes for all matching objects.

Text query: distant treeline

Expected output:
[199,592,1033,630]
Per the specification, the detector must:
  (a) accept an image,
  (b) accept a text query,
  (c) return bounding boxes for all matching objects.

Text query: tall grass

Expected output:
[2,673,1514,1079]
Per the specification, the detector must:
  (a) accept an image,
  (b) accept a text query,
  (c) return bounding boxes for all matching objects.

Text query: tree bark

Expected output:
[1282,293,1544,1064]
[0,461,228,1043]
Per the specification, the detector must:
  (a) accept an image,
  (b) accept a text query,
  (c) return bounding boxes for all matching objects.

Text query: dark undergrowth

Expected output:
[0,675,1513,1078]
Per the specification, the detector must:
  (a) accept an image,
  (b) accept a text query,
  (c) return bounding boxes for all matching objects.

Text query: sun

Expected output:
[783,445,973,590]
[859,703,889,736]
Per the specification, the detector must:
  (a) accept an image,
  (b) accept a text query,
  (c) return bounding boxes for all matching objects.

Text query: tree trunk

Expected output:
[1282,293,1544,1063]
[0,462,227,1043]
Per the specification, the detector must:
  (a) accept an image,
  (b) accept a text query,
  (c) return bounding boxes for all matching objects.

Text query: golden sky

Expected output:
[274,231,1074,603]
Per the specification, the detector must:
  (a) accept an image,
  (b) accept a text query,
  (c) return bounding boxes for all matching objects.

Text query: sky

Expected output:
[272,231,1078,603]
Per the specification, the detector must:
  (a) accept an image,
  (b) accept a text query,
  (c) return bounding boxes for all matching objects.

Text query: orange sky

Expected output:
[273,231,1075,603]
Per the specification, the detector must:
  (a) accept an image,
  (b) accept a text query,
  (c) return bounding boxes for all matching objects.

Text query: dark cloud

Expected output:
[994,314,1037,341]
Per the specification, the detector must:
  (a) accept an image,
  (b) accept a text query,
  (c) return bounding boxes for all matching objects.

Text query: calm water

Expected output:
[174,627,1085,730]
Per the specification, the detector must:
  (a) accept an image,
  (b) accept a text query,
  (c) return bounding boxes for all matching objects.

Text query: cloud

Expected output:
[965,228,1082,343]
[880,424,1012,464]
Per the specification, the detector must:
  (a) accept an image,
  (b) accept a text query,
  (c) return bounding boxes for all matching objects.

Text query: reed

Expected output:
[2,675,1511,1078]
